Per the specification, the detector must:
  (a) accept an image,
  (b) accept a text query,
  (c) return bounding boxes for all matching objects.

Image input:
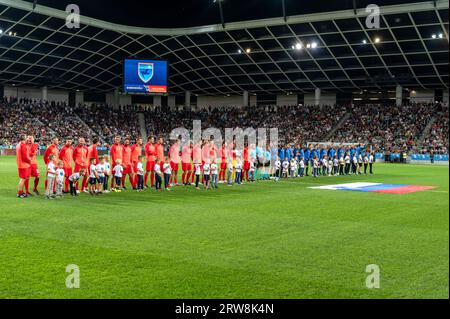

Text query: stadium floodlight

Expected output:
[0,29,2,34]
[306,43,311,49]
[362,39,367,44]
[374,37,381,43]
[8,31,12,36]
[245,48,251,54]
[432,34,437,39]
[295,43,302,50]
[438,33,443,38]
[237,49,242,54]
[311,42,318,48]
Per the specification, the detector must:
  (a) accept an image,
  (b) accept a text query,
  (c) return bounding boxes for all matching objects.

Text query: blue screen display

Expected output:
[123,59,168,94]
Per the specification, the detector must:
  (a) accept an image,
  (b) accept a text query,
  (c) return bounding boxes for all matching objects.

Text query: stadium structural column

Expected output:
[185,91,191,109]
[315,88,321,107]
[243,91,249,107]
[396,85,403,107]
[75,91,84,106]
[41,86,48,102]
[154,95,162,107]
[113,88,120,110]
[168,96,176,110]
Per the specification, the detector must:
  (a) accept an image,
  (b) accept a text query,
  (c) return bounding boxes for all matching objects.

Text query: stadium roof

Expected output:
[0,0,448,95]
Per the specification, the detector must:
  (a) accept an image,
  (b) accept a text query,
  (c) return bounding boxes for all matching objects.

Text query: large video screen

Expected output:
[123,59,168,94]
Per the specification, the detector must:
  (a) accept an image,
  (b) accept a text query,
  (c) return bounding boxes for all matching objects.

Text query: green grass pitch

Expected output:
[0,156,448,299]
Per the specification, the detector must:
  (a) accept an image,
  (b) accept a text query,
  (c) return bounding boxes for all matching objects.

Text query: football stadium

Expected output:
[0,0,448,304]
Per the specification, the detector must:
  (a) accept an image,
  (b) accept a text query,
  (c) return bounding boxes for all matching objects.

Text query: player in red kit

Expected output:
[243,144,250,182]
[131,137,143,189]
[43,137,60,192]
[209,140,218,162]
[27,135,40,195]
[110,136,124,189]
[155,136,165,169]
[122,137,133,189]
[144,136,156,187]
[169,139,181,185]
[44,137,60,165]
[73,137,89,191]
[192,141,202,183]
[87,137,100,165]
[59,138,74,193]
[16,134,31,198]
[83,137,100,191]
[219,142,227,182]
[181,141,193,186]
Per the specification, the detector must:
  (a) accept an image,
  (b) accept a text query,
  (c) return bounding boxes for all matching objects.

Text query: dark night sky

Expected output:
[23,0,431,28]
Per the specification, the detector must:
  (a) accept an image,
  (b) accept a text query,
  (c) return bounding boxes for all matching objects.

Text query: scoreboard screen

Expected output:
[123,59,168,94]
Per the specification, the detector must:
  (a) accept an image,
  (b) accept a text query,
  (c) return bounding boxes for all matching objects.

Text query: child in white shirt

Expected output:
[154,158,163,190]
[211,160,218,189]
[282,158,289,178]
[194,162,202,190]
[89,158,98,195]
[55,160,65,198]
[321,156,328,176]
[344,153,351,175]
[113,159,124,192]
[45,155,57,199]
[235,159,243,185]
[226,160,234,186]
[249,160,256,182]
[274,157,281,180]
[103,156,111,192]
[333,156,339,176]
[163,157,172,191]
[96,156,105,194]
[299,157,305,177]
[69,169,86,197]
[290,158,297,178]
[203,161,211,190]
[136,156,145,191]
[328,158,333,176]
[313,157,320,178]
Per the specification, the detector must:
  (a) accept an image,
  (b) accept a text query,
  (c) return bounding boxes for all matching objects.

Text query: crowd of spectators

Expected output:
[75,103,140,144]
[144,104,347,147]
[1,96,448,155]
[329,103,447,154]
[418,104,449,155]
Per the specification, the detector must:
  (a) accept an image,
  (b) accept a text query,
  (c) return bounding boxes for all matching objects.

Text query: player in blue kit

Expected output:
[304,146,311,176]
[279,148,285,165]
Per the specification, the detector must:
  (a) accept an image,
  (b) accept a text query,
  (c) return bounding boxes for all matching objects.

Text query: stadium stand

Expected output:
[0,0,448,160]
[1,96,448,156]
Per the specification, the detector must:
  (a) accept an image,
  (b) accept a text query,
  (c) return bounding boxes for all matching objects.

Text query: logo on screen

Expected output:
[138,62,154,83]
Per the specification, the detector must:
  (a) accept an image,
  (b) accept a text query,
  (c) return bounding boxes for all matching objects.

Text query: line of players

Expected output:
[16,133,375,198]
[273,150,375,179]
[15,134,258,198]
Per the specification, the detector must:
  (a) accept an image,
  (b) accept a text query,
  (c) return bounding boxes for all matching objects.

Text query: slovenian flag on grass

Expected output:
[310,182,436,194]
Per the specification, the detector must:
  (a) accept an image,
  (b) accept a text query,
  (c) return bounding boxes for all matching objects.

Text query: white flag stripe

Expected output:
[310,182,382,190]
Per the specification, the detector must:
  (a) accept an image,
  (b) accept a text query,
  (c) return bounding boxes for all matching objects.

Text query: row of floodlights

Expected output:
[236,33,445,54]
[0,29,17,37]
